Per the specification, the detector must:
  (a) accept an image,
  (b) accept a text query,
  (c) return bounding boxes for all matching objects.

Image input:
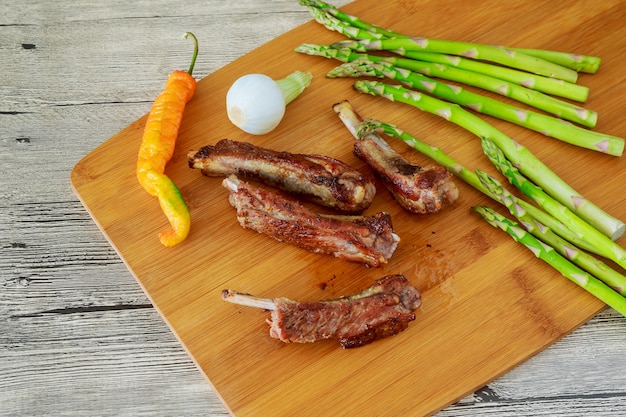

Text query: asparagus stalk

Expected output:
[475,168,626,293]
[300,0,400,38]
[304,2,385,41]
[357,117,600,255]
[474,167,599,254]
[473,205,626,317]
[352,80,625,239]
[480,137,626,269]
[302,0,601,74]
[354,116,485,191]
[397,50,588,103]
[299,10,590,102]
[509,47,601,74]
[332,38,579,82]
[296,44,592,118]
[353,115,626,294]
[328,59,620,152]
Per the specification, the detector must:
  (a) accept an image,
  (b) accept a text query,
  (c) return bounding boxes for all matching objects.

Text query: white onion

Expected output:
[226,71,312,135]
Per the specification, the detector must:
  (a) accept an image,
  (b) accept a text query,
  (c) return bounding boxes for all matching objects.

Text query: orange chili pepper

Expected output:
[137,32,198,247]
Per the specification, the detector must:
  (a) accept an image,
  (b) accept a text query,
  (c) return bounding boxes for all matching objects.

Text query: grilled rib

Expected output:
[333,100,459,214]
[188,139,376,214]
[222,274,421,349]
[223,174,399,267]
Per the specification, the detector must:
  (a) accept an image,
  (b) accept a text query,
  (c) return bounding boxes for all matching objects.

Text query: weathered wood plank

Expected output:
[2,0,626,416]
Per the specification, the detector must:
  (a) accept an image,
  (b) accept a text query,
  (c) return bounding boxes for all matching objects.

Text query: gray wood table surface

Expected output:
[2,1,626,416]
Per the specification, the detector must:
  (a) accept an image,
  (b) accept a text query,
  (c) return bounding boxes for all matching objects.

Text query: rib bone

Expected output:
[333,100,459,214]
[222,274,421,349]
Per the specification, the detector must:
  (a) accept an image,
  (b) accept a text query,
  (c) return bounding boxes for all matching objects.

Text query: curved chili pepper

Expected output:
[137,32,198,247]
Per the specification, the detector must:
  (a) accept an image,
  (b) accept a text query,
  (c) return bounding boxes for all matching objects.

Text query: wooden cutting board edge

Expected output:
[68,0,624,415]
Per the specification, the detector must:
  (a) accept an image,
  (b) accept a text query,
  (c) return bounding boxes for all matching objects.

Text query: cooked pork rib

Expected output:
[333,101,459,214]
[222,274,421,349]
[188,139,376,214]
[223,174,399,267]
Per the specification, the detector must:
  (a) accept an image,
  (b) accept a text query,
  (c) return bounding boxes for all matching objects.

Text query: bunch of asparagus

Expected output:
[295,0,626,315]
[356,117,626,316]
[296,0,623,155]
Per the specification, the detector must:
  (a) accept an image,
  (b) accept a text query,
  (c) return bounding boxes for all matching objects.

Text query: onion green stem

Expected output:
[276,71,313,105]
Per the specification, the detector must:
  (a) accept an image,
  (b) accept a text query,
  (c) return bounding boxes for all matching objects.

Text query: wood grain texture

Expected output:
[3,0,626,416]
[69,0,626,416]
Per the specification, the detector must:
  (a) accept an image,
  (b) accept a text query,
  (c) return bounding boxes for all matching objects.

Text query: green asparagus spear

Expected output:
[298,10,590,101]
[333,38,579,82]
[299,0,401,38]
[473,206,626,317]
[473,168,626,294]
[480,137,626,269]
[353,116,485,191]
[356,117,601,255]
[328,59,617,151]
[509,47,600,74]
[297,4,592,101]
[350,113,626,294]
[400,50,589,102]
[473,167,599,254]
[352,80,625,239]
[304,3,385,41]
[301,0,601,74]
[297,44,591,118]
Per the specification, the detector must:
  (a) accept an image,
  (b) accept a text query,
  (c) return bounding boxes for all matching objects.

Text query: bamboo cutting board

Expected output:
[70,1,626,415]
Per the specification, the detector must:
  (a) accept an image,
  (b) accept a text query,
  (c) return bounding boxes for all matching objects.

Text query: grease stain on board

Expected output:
[413,244,459,312]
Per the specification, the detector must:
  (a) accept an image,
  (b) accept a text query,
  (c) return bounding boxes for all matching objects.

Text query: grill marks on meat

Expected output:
[223,175,399,267]
[333,100,459,214]
[188,139,376,214]
[222,274,421,348]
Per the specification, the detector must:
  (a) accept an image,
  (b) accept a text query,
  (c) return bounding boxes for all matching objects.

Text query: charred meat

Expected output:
[223,174,399,267]
[222,274,421,349]
[188,139,376,214]
[333,101,459,214]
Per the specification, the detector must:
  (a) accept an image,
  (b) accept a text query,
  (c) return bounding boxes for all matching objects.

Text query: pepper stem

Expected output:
[275,70,313,105]
[183,32,199,75]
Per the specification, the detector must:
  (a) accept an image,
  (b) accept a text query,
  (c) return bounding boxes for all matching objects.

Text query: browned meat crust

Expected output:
[333,100,459,214]
[223,174,399,267]
[188,139,376,214]
[353,137,459,214]
[222,274,421,349]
